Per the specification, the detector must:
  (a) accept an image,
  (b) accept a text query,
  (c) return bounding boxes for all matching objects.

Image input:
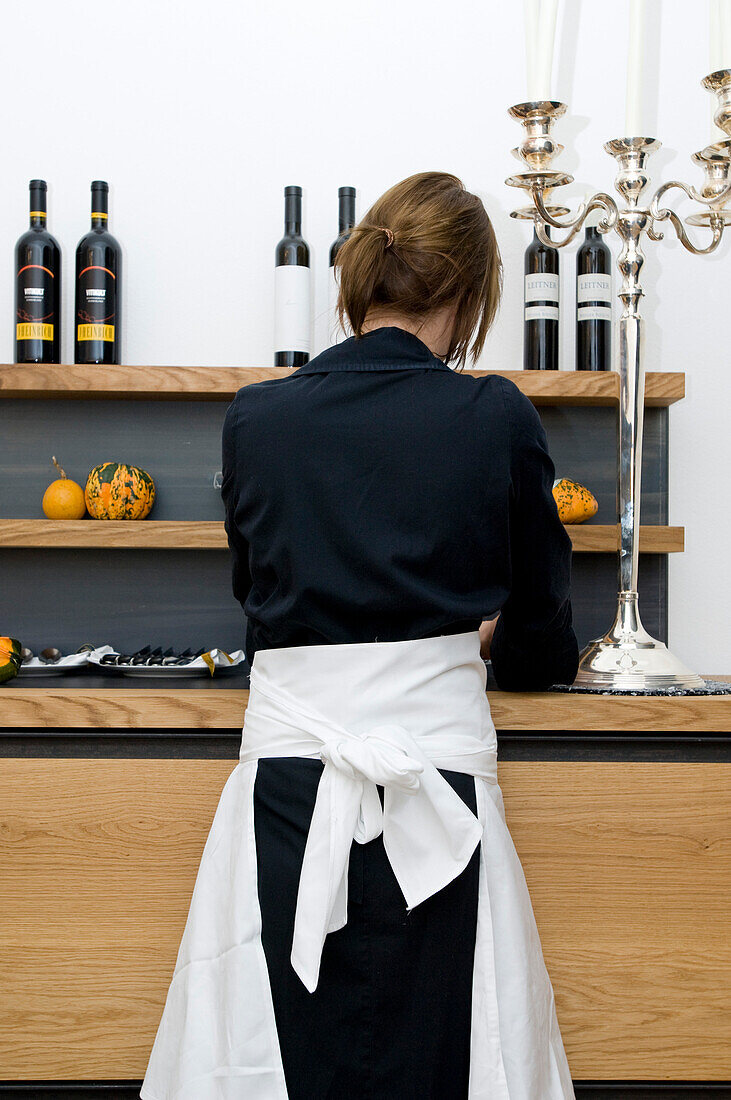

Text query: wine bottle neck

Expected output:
[338,194,355,235]
[91,185,109,229]
[284,192,302,236]
[29,184,47,228]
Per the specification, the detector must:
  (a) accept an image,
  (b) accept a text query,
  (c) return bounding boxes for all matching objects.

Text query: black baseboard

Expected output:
[1,1081,730,1098]
[574,1085,731,1099]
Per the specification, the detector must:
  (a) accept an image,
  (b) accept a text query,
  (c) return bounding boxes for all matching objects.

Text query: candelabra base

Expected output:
[573,592,706,691]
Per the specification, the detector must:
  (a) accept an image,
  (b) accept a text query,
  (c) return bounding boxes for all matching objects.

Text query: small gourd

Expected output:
[85,462,156,520]
[552,478,598,524]
[0,637,22,685]
[42,457,87,520]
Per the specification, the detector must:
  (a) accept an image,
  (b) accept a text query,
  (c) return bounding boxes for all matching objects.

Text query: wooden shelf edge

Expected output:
[0,364,685,407]
[0,519,225,549]
[0,519,685,552]
[0,685,728,731]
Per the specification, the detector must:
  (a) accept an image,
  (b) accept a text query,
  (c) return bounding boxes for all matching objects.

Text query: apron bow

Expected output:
[293,718,483,993]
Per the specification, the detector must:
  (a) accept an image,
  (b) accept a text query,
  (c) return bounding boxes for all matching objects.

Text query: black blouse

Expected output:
[221,325,579,691]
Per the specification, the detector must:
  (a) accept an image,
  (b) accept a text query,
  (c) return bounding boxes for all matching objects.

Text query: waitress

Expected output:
[141,170,579,1100]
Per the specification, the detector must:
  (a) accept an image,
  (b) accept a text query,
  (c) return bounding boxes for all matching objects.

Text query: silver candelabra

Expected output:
[506,70,731,690]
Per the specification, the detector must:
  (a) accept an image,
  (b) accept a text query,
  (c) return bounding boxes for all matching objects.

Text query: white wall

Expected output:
[2,0,728,673]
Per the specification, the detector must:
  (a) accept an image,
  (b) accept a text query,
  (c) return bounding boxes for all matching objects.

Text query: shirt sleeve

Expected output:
[221,395,253,610]
[489,377,580,691]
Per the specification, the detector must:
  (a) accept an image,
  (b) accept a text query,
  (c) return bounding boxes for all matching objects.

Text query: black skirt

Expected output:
[253,756,481,1100]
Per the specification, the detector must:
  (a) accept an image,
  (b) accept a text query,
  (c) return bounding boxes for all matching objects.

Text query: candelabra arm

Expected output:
[649,181,726,254]
[654,176,731,210]
[533,189,619,249]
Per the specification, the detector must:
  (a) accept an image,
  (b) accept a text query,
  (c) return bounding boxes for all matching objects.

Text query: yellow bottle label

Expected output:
[17,322,53,341]
[77,323,115,342]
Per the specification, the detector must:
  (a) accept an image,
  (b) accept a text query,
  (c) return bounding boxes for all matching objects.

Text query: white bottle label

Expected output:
[525,304,559,321]
[578,305,612,322]
[577,273,612,303]
[274,264,311,354]
[524,273,559,303]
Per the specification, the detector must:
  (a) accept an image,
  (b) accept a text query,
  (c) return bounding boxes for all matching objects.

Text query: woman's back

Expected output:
[142,172,580,1100]
[222,325,579,691]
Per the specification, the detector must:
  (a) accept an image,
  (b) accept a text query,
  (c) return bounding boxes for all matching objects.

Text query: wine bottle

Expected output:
[274,185,311,368]
[576,212,612,371]
[328,186,356,344]
[15,180,61,364]
[75,180,121,365]
[523,225,559,371]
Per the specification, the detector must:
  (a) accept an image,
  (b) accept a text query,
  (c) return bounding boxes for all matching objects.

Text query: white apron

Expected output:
[140,630,576,1100]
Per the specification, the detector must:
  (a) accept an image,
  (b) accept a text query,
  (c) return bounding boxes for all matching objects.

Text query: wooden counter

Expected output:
[0,679,729,1088]
[0,747,728,1085]
[2,673,729,732]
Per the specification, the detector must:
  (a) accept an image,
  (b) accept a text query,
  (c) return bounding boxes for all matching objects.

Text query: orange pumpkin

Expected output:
[552,478,598,524]
[85,463,156,520]
[0,637,21,684]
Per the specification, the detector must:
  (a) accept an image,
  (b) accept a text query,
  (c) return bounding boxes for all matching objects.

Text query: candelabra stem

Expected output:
[571,139,705,689]
[616,210,646,597]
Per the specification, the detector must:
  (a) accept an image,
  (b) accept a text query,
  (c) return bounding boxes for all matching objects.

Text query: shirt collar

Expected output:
[293,326,453,374]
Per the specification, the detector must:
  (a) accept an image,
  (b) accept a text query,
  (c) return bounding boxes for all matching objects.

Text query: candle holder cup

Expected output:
[505,71,731,691]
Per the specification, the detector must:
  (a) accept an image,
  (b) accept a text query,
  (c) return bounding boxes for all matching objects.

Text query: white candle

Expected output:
[710,0,721,141]
[524,0,541,100]
[625,0,646,136]
[710,0,722,73]
[535,0,558,101]
[709,0,731,140]
[719,0,731,69]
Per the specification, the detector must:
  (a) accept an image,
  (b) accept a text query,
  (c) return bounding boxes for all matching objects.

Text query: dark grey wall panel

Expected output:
[0,399,229,520]
[0,549,246,655]
[0,400,668,524]
[0,548,666,659]
[541,406,668,525]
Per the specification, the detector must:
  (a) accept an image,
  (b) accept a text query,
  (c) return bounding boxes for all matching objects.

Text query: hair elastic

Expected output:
[375,226,394,248]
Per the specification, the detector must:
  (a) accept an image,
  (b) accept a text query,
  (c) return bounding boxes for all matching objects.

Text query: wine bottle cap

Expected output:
[284,185,302,196]
[91,180,109,192]
[338,186,356,197]
[29,179,47,191]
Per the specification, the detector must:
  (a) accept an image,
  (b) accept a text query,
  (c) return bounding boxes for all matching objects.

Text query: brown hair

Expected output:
[334,171,503,370]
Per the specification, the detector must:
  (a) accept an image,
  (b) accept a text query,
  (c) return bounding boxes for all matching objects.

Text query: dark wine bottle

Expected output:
[75,181,121,365]
[576,214,612,371]
[274,185,311,368]
[15,180,61,364]
[523,225,559,371]
[328,186,356,344]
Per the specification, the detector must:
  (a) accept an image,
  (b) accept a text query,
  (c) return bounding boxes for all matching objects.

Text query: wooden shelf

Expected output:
[0,519,685,552]
[0,363,685,406]
[0,520,226,548]
[0,681,728,730]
